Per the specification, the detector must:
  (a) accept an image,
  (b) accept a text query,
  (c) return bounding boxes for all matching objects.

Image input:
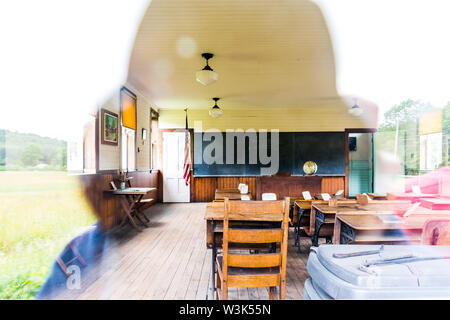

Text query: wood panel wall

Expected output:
[321,176,345,195]
[190,176,257,202]
[79,170,160,231]
[258,176,323,200]
[190,175,344,202]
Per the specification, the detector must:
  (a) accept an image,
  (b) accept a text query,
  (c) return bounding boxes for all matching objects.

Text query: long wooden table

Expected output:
[204,201,285,299]
[104,187,156,232]
[214,188,252,201]
[386,192,437,202]
[333,208,450,244]
[310,200,413,246]
[421,198,450,210]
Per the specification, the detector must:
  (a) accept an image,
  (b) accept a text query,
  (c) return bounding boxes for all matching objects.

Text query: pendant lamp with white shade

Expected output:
[196,53,219,86]
[209,97,223,118]
[348,98,363,116]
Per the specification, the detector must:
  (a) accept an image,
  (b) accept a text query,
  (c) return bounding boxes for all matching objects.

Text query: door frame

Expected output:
[160,128,194,202]
[344,128,377,197]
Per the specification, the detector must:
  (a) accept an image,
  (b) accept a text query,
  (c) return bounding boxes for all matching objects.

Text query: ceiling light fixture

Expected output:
[196,53,218,86]
[209,97,223,118]
[348,98,363,116]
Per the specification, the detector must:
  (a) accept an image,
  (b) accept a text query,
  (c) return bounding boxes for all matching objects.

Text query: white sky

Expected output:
[0,0,150,141]
[0,0,449,140]
[315,0,450,112]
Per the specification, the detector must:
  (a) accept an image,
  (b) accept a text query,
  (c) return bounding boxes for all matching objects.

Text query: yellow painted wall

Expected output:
[98,83,158,171]
[419,110,442,135]
[98,94,120,171]
[159,104,378,132]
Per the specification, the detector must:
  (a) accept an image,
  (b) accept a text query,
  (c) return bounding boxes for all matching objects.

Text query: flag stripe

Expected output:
[183,109,190,186]
[183,129,190,186]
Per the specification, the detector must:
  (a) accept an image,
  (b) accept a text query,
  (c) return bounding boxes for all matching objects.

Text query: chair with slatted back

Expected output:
[421,219,450,245]
[216,197,290,300]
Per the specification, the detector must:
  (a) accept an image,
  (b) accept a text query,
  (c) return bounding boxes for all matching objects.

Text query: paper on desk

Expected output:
[321,193,331,201]
[335,189,344,196]
[302,191,312,200]
[403,202,421,217]
[241,195,250,201]
[412,185,422,194]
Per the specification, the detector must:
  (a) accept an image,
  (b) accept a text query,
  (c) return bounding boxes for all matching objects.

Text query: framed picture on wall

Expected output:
[101,108,119,145]
[349,136,357,151]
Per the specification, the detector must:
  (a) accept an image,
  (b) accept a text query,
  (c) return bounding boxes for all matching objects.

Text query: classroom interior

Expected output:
[49,0,450,300]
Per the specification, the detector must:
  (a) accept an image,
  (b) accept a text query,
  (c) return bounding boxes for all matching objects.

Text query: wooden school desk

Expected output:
[310,200,412,247]
[333,207,450,244]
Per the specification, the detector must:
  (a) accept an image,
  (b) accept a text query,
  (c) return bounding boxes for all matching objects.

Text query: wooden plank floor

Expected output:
[55,203,311,300]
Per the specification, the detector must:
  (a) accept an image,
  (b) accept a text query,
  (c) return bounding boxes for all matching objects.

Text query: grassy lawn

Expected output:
[0,171,97,299]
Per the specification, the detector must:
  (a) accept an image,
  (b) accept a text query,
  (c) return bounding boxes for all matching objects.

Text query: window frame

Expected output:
[150,108,159,171]
[120,86,137,172]
[82,111,98,174]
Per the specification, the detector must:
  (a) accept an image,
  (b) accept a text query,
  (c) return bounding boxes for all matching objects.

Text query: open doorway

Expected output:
[345,129,375,197]
[162,131,190,202]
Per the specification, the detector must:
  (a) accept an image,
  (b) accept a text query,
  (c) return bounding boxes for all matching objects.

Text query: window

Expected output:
[150,108,159,169]
[120,87,137,172]
[420,132,442,170]
[67,112,97,174]
[83,113,97,173]
[447,137,450,164]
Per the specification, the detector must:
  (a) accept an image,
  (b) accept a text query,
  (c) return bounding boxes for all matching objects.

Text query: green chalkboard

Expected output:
[193,132,345,176]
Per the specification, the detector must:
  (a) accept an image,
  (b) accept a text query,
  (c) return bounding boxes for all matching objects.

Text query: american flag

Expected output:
[183,109,191,186]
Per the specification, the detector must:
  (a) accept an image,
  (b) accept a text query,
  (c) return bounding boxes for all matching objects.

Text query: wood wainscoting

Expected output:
[79,170,160,231]
[190,176,257,202]
[321,176,345,195]
[190,175,344,202]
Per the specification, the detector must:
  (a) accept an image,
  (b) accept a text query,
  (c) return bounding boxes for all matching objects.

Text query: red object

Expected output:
[183,129,191,186]
[405,166,450,195]
[421,199,450,210]
[387,192,437,203]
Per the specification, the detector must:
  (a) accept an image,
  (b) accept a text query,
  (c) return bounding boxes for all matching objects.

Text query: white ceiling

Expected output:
[127,0,341,110]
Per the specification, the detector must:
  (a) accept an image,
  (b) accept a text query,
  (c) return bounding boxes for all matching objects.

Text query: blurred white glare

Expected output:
[375,150,405,192]
[314,0,450,116]
[150,58,175,80]
[176,36,197,58]
[0,0,150,140]
[1,0,449,140]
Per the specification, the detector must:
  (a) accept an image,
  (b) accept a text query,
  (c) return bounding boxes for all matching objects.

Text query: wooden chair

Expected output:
[421,219,450,245]
[56,226,96,277]
[356,193,370,205]
[216,197,290,300]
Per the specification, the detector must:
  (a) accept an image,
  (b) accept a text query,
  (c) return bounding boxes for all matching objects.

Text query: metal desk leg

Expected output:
[295,208,304,249]
[340,222,356,244]
[210,220,216,300]
[311,210,325,247]
[290,205,296,236]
